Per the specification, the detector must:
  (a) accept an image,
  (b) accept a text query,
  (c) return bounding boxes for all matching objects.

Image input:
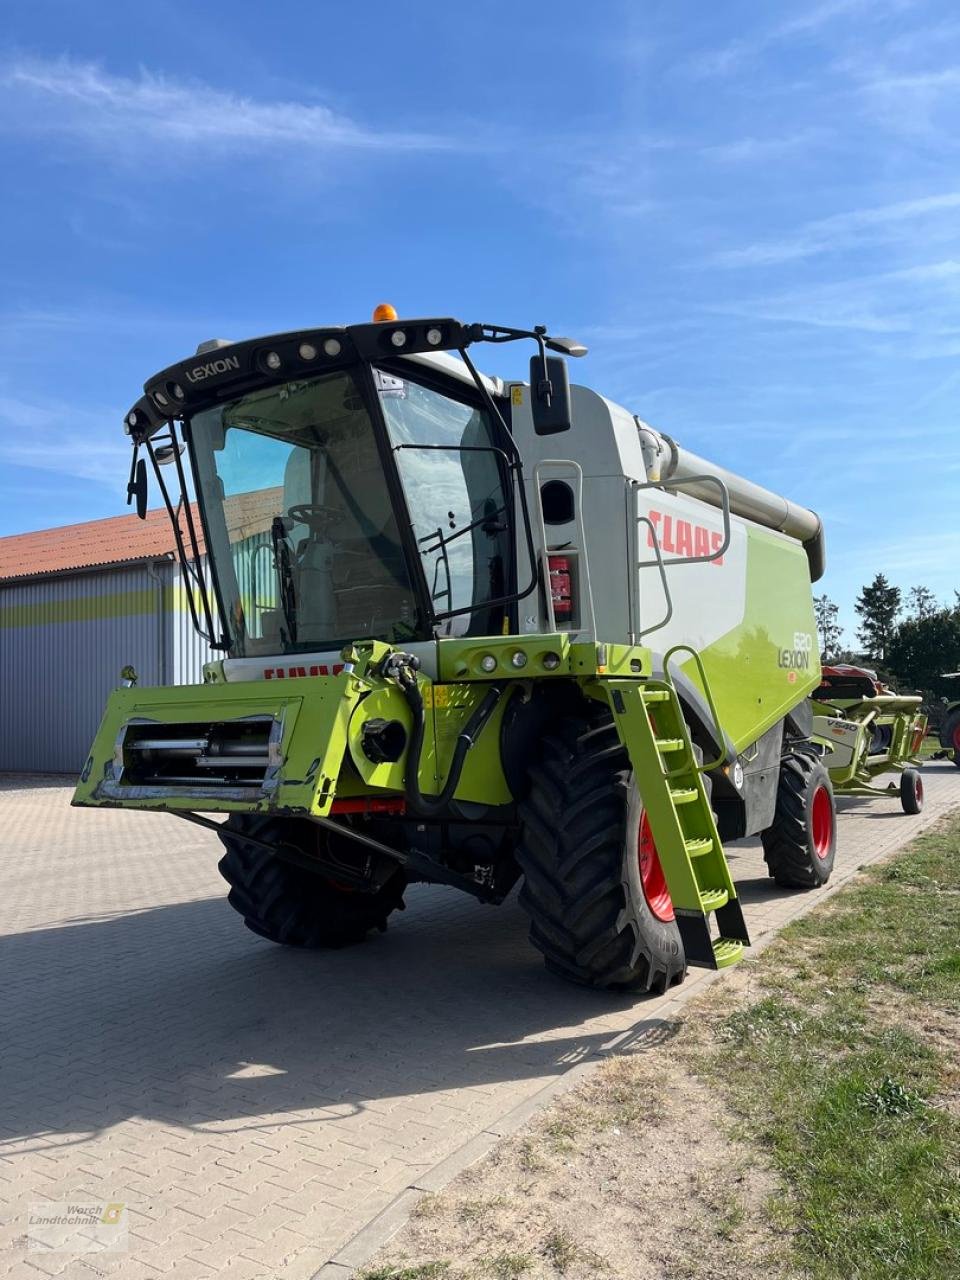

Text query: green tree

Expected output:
[855,573,901,661]
[888,608,960,696]
[813,594,843,662]
[907,585,938,620]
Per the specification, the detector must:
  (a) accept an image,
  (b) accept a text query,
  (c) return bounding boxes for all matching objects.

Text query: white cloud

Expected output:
[707,193,960,268]
[683,0,875,78]
[700,128,826,164]
[703,258,960,348]
[0,392,127,487]
[0,56,451,157]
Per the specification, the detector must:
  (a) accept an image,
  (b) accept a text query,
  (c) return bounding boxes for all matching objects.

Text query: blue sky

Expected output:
[1,0,958,640]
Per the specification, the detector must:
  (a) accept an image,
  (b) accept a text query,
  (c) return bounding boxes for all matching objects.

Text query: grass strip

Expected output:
[690,813,960,1279]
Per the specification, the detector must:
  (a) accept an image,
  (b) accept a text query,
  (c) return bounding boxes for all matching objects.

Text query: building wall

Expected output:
[0,559,212,774]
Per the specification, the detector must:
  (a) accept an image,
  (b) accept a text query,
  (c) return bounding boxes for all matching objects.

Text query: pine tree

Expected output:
[813,594,843,662]
[855,574,901,661]
[907,585,937,620]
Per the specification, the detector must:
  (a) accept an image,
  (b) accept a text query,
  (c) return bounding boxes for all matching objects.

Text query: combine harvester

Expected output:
[75,308,834,992]
[811,665,927,814]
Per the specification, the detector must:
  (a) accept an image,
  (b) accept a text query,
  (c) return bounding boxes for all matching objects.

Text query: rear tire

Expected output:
[515,701,686,993]
[943,710,960,768]
[761,745,836,888]
[217,815,405,948]
[900,768,924,815]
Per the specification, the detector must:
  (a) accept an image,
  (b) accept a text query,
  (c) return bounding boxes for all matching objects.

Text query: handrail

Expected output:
[635,474,732,568]
[533,460,598,639]
[635,516,673,639]
[662,643,728,772]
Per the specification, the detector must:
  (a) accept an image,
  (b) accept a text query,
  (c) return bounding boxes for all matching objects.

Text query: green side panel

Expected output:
[682,525,821,753]
[345,681,513,804]
[435,634,653,682]
[431,683,514,804]
[73,676,362,816]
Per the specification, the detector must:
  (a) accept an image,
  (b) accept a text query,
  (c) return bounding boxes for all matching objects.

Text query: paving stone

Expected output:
[1,768,956,1279]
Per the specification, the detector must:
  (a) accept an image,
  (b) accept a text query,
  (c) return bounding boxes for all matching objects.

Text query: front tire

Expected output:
[217,815,405,948]
[900,768,924,815]
[515,702,686,993]
[761,745,836,888]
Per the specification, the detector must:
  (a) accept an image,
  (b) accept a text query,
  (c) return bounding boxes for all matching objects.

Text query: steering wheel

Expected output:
[287,503,341,535]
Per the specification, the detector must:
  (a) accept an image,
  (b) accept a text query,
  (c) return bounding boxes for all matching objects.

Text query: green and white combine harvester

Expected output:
[74,309,836,992]
[810,665,927,814]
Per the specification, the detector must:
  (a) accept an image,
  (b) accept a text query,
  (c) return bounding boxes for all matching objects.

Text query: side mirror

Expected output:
[127,457,148,520]
[529,354,572,435]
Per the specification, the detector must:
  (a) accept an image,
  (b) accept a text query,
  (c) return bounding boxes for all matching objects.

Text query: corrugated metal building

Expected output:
[0,508,212,773]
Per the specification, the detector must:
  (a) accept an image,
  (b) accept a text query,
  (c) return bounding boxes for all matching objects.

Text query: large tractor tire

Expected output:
[217,815,405,948]
[515,702,686,993]
[942,709,960,768]
[761,745,836,888]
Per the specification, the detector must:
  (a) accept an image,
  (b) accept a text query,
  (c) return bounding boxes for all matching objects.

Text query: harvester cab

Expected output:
[75,308,834,993]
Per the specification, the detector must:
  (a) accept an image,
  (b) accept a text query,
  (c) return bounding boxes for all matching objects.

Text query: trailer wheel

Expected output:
[515,702,686,993]
[900,768,924,815]
[217,815,405,948]
[761,745,836,888]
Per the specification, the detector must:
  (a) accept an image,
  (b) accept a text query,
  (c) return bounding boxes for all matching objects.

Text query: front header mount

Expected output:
[122,316,588,442]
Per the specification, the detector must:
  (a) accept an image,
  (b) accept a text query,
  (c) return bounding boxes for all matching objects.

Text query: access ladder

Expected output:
[593,676,749,969]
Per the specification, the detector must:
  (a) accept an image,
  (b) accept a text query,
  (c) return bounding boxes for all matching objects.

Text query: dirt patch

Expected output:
[360,1013,791,1280]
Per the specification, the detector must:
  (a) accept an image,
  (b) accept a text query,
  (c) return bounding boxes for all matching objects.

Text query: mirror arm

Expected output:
[533,326,552,409]
[126,443,140,508]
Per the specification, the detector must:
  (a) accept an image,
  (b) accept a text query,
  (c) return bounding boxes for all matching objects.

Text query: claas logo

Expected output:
[645,510,725,565]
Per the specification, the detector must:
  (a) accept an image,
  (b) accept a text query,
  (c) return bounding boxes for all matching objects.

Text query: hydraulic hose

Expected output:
[392,659,505,818]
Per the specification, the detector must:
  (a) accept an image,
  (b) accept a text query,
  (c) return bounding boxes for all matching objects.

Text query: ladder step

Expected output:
[670,787,699,805]
[655,737,685,753]
[713,938,745,968]
[641,689,672,704]
[684,837,714,857]
[699,887,729,912]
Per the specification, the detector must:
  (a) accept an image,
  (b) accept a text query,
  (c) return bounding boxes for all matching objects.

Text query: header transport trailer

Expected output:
[811,665,926,814]
[74,308,832,993]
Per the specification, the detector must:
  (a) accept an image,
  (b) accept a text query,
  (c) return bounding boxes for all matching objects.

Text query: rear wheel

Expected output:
[761,745,836,888]
[944,710,960,768]
[217,815,405,948]
[515,702,686,993]
[900,768,924,815]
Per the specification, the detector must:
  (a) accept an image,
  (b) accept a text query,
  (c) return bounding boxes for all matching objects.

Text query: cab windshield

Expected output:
[190,369,416,655]
[188,366,514,656]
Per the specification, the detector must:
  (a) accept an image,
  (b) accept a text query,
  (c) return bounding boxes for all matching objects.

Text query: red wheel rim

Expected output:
[638,812,675,922]
[916,777,924,803]
[811,785,833,859]
[953,724,960,752]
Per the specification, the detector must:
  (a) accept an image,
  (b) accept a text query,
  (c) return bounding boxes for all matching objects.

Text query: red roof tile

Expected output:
[0,506,205,583]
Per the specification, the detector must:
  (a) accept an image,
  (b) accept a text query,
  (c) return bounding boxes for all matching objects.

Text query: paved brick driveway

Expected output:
[2,764,958,1279]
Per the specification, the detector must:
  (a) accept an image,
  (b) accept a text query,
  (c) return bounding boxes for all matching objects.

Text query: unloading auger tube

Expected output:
[636,422,826,580]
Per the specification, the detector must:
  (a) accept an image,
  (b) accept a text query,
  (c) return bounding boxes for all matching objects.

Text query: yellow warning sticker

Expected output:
[423,685,453,708]
[510,385,523,406]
